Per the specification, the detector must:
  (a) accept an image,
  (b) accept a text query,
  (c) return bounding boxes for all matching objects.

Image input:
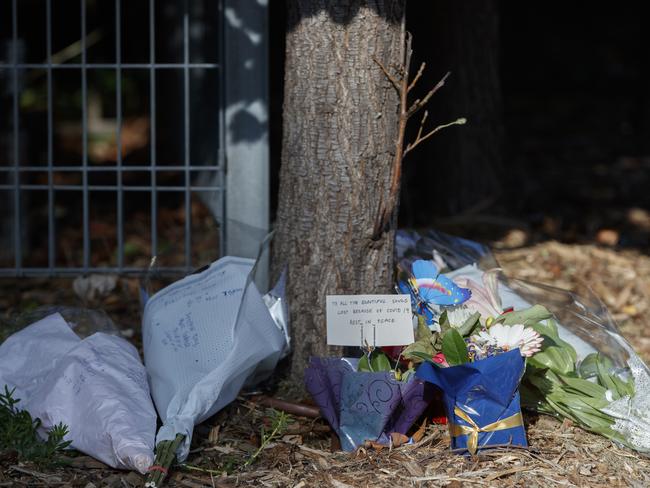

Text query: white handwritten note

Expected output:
[326,294,414,346]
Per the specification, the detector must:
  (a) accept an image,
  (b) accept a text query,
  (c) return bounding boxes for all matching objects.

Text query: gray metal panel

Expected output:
[223,0,270,267]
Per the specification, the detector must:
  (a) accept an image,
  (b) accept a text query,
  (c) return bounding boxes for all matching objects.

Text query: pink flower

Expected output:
[453,269,503,322]
[432,352,449,367]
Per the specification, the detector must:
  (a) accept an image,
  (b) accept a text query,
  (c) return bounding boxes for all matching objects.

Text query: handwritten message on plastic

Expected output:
[326,294,414,347]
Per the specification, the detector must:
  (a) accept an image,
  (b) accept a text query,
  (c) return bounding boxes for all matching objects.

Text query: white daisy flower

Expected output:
[443,305,476,329]
[420,303,473,331]
[473,323,543,357]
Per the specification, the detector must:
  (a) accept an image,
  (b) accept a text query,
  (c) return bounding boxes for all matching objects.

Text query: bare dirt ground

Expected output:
[2,239,650,487]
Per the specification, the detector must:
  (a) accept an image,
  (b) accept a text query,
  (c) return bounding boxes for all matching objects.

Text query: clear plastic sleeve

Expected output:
[396,229,650,453]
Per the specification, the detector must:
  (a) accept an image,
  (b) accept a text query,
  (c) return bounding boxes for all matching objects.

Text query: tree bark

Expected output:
[273,0,405,384]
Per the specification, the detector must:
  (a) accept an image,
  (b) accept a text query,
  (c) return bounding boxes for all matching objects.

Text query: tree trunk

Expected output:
[273,0,405,384]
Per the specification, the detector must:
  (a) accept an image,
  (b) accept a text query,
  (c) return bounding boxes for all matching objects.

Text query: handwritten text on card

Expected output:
[326,294,414,347]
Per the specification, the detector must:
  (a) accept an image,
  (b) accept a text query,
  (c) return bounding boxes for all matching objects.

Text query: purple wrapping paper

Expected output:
[305,357,433,451]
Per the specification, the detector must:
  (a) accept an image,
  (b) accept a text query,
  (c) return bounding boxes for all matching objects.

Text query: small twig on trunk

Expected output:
[371,34,466,240]
[406,71,450,119]
[371,33,412,239]
[415,110,429,143]
[408,62,426,92]
[404,117,466,156]
[372,57,401,93]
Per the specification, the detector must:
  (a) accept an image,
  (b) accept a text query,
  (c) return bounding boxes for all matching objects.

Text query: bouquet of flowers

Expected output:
[396,229,650,454]
[304,356,433,451]
[416,349,527,454]
[394,260,539,454]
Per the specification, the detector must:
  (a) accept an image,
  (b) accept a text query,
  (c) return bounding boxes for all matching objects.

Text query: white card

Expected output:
[326,294,414,347]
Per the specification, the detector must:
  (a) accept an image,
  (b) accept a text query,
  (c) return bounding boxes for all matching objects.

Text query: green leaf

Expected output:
[497,305,553,327]
[582,353,633,398]
[408,351,436,364]
[402,316,437,363]
[563,406,614,433]
[528,346,575,375]
[519,381,553,413]
[357,354,371,372]
[541,368,564,386]
[122,240,143,258]
[415,315,432,342]
[402,340,436,363]
[549,391,609,416]
[610,374,635,398]
[596,353,614,372]
[357,350,392,372]
[455,312,481,336]
[596,353,619,400]
[530,321,554,341]
[0,385,72,467]
[439,310,451,334]
[578,353,599,379]
[558,375,608,400]
[371,351,392,372]
[441,329,469,366]
[530,319,578,364]
[544,396,580,422]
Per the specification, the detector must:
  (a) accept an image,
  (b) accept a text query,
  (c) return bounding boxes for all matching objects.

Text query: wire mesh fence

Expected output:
[0,0,225,276]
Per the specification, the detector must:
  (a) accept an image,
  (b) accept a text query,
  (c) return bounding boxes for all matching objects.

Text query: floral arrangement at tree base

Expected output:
[397,231,650,455]
[416,349,527,454]
[393,260,544,454]
[304,356,433,451]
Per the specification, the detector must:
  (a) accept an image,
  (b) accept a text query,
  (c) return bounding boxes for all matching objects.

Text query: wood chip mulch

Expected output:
[2,240,650,487]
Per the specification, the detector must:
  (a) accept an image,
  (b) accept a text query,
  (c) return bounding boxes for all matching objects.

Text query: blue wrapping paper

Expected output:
[305,357,433,451]
[416,349,527,454]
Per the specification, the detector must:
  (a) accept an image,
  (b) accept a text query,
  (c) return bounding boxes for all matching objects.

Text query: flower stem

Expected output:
[144,434,185,488]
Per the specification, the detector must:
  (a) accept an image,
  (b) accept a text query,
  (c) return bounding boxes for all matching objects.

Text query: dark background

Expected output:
[2,0,649,269]
[271,1,650,251]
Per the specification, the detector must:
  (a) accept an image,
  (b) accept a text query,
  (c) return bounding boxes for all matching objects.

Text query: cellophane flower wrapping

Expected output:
[397,228,650,453]
[416,349,527,453]
[304,357,433,451]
